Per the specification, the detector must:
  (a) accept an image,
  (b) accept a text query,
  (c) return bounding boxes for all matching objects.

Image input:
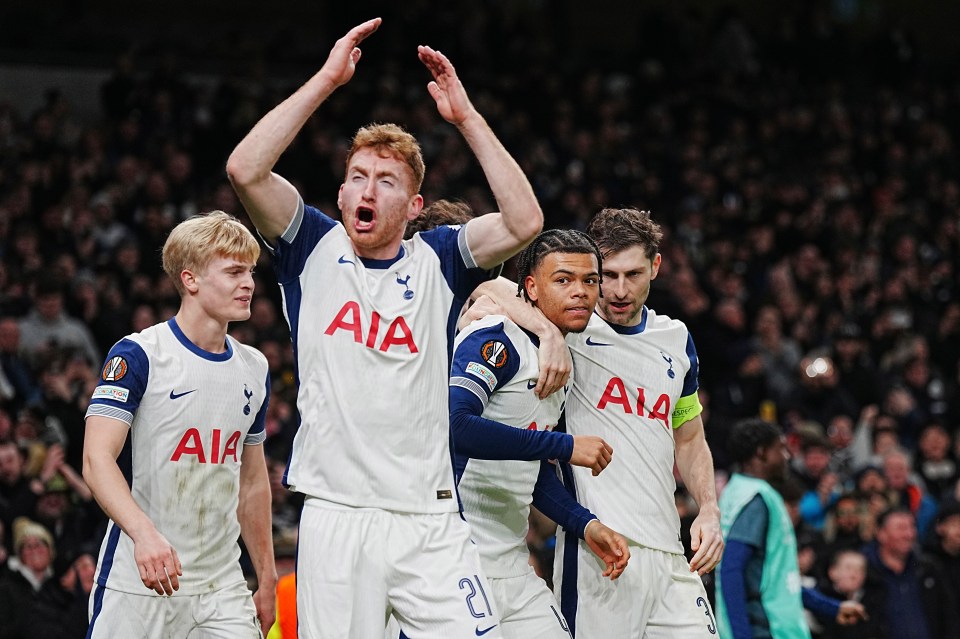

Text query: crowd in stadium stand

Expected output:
[1,4,959,637]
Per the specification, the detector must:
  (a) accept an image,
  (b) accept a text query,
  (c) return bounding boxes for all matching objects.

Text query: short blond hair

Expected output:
[347,123,425,193]
[162,211,260,295]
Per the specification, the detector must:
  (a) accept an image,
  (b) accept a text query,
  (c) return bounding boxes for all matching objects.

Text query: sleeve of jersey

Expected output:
[267,198,338,283]
[244,370,270,445]
[801,587,841,620]
[85,339,149,426]
[449,325,573,461]
[719,540,755,639]
[531,460,596,538]
[672,333,703,429]
[420,224,502,300]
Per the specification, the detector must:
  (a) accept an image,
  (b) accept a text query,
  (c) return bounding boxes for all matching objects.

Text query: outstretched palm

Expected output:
[323,17,381,88]
[418,45,476,126]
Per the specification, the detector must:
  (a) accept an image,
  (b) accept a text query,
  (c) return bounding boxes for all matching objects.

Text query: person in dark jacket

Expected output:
[921,499,960,610]
[817,549,885,639]
[862,507,960,639]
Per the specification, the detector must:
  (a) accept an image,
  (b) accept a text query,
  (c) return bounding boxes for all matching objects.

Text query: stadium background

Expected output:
[1,1,959,636]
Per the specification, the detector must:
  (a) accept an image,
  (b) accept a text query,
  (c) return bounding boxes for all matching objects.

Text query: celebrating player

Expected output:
[450,229,629,637]
[83,212,275,637]
[225,18,581,638]
[472,208,724,637]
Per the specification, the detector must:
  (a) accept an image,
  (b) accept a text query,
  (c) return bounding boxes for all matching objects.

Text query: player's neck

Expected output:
[351,237,404,261]
[174,307,229,354]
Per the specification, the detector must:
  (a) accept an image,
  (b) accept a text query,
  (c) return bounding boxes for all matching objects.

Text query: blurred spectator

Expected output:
[882,449,937,539]
[826,414,857,484]
[913,423,958,501]
[797,436,843,531]
[863,508,960,639]
[823,495,870,557]
[31,545,96,638]
[0,441,40,545]
[16,274,100,368]
[0,517,57,637]
[817,550,886,639]
[830,322,881,410]
[922,500,960,610]
[0,317,42,412]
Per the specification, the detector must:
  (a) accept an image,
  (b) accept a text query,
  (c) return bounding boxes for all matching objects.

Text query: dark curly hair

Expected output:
[727,418,782,466]
[514,229,603,302]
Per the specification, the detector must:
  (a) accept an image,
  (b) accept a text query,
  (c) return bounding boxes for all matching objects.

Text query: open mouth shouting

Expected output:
[355,206,376,231]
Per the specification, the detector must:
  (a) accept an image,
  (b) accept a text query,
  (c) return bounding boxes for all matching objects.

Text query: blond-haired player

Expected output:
[83,211,275,638]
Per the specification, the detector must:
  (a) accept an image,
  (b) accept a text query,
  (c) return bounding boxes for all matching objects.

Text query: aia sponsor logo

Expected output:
[324,301,418,353]
[171,428,242,464]
[596,377,671,431]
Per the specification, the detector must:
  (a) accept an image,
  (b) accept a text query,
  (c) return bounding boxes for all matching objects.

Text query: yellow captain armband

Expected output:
[671,393,703,429]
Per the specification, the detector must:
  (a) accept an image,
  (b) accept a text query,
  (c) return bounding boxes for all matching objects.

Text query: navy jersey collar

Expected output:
[167,318,233,361]
[359,246,405,269]
[599,306,648,335]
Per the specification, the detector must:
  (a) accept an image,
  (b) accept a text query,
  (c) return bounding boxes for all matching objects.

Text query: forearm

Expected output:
[452,408,573,461]
[675,434,718,513]
[532,461,596,538]
[458,118,541,266]
[83,453,155,541]
[238,449,277,589]
[472,278,558,339]
[802,587,841,619]
[228,72,337,186]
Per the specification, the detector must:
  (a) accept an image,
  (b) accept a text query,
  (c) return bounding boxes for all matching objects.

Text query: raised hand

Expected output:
[418,45,478,126]
[320,18,382,88]
[584,520,631,579]
[569,436,613,476]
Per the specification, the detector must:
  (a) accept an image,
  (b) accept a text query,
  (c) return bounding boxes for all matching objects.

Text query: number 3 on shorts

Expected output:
[459,575,494,619]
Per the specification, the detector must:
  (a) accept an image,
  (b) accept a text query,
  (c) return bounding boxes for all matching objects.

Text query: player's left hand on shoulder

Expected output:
[688,508,724,576]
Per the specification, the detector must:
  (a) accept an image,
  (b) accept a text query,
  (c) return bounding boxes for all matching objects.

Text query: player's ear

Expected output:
[406,194,424,221]
[181,269,199,294]
[337,184,344,211]
[524,275,538,303]
[650,253,662,280]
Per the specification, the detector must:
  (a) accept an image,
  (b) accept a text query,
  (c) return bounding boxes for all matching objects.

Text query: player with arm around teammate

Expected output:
[82,212,276,638]
[225,18,581,639]
[449,230,630,638]
[470,208,724,637]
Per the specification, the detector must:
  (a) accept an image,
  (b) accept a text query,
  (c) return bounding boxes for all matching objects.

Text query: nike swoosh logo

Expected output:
[585,337,611,346]
[527,380,537,390]
[169,389,198,400]
[475,625,498,636]
[338,255,354,265]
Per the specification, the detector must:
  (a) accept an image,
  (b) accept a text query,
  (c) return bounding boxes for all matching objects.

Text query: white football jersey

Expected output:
[562,308,702,554]
[271,199,497,513]
[85,319,269,596]
[452,315,565,578]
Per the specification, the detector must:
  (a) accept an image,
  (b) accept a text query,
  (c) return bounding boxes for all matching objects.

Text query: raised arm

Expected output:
[227,18,382,241]
[674,414,724,575]
[418,46,542,268]
[82,416,182,595]
[238,443,277,632]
